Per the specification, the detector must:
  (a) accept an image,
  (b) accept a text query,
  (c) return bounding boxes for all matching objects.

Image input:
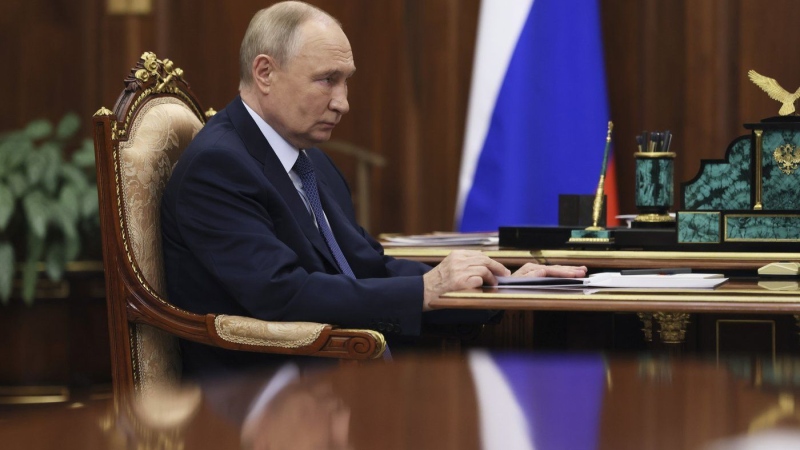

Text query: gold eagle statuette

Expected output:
[748,70,800,116]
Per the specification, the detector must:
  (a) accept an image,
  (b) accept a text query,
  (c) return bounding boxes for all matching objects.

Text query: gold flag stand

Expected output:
[569,122,614,244]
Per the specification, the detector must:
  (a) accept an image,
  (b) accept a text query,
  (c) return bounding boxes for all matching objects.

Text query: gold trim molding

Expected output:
[107,0,152,15]
[754,129,764,210]
[0,385,69,405]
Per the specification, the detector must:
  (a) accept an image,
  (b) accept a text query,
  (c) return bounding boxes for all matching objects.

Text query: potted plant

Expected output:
[0,113,98,305]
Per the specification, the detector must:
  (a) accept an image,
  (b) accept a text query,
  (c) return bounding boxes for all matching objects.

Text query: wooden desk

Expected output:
[435,279,800,314]
[433,279,800,348]
[385,245,800,350]
[385,246,800,271]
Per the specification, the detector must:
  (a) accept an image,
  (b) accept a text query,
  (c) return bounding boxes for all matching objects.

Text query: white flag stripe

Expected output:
[456,0,535,222]
[469,351,536,450]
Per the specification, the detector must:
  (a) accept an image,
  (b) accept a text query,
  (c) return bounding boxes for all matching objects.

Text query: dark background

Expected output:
[2,0,799,235]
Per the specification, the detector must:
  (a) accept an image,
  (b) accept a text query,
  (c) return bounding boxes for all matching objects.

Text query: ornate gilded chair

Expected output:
[92,52,385,399]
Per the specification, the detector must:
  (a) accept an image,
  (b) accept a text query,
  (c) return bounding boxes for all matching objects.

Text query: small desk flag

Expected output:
[456,0,618,231]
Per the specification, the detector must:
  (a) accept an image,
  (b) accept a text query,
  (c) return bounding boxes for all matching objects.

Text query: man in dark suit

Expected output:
[161,1,586,375]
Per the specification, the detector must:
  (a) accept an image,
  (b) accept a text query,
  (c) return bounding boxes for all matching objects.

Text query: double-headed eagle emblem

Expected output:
[748,70,800,116]
[773,143,800,175]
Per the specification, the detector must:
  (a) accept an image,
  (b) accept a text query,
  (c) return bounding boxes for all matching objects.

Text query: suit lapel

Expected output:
[226,97,338,270]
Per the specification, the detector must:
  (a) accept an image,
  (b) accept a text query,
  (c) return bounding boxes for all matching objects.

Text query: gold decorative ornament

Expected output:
[94,106,113,117]
[587,121,614,232]
[748,70,800,116]
[204,108,217,118]
[633,213,676,223]
[754,129,764,210]
[141,51,159,73]
[773,143,800,175]
[567,122,614,244]
[653,312,691,344]
[567,237,610,243]
[637,312,654,342]
[115,51,202,141]
[133,52,184,94]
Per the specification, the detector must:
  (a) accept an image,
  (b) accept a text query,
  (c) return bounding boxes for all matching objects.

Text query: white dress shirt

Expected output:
[242,100,328,228]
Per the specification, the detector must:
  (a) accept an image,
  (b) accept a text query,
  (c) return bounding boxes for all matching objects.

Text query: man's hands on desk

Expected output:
[421,250,587,311]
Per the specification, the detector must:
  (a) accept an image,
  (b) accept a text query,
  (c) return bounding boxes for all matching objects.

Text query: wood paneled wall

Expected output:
[4,0,800,234]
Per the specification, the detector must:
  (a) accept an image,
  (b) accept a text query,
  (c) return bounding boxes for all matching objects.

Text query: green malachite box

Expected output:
[678,116,800,250]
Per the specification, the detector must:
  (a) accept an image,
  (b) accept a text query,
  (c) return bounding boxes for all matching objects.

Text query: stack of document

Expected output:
[382,232,498,247]
[496,272,727,289]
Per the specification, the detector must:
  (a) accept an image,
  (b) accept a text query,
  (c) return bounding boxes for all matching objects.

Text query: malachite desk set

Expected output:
[502,71,800,252]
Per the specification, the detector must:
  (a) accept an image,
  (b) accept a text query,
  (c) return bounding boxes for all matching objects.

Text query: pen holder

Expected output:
[633,151,676,227]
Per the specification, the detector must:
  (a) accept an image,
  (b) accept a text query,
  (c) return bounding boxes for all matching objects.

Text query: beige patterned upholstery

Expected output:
[118,97,203,394]
[214,315,327,347]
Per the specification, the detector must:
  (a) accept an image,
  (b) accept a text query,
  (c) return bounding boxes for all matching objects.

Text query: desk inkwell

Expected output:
[632,130,676,228]
[568,122,615,244]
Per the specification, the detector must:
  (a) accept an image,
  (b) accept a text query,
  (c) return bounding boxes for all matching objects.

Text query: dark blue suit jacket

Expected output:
[162,97,433,374]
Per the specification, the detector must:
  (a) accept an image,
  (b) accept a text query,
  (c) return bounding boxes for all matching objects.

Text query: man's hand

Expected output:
[511,263,587,278]
[422,250,510,311]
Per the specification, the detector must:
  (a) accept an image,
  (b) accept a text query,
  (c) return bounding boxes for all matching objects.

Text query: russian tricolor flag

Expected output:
[456,0,618,232]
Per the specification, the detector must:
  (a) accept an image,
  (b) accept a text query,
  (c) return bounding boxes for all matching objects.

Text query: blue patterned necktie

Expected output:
[293,152,356,278]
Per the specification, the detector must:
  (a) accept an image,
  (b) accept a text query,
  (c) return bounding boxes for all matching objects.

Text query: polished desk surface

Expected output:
[386,244,800,314]
[2,352,800,449]
[434,279,800,314]
[384,246,800,271]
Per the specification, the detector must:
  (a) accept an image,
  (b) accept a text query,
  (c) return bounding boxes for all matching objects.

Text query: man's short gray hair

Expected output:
[239,1,340,89]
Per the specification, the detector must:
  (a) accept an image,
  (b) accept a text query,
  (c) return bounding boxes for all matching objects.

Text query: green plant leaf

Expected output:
[45,242,66,281]
[0,241,14,304]
[0,183,13,232]
[39,142,62,195]
[0,130,23,143]
[72,138,96,168]
[2,138,33,174]
[60,165,89,192]
[7,172,28,198]
[64,228,81,261]
[24,119,52,141]
[81,188,99,220]
[50,202,80,261]
[26,149,46,185]
[0,140,11,178]
[22,190,49,238]
[58,183,81,224]
[22,233,44,305]
[55,113,80,140]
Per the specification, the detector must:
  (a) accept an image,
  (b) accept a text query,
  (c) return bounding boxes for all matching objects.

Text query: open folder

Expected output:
[495,272,728,289]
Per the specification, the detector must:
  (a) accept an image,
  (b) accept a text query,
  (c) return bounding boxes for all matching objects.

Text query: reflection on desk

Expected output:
[3,352,800,449]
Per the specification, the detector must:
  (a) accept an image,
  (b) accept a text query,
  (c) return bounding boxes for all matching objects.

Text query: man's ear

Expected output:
[252,54,274,94]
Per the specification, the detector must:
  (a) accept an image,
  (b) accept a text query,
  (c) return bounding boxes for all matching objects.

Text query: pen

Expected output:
[620,268,692,275]
[636,134,644,153]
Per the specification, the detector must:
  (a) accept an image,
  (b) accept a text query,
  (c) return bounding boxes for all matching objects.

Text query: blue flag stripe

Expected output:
[491,353,607,450]
[458,0,609,231]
